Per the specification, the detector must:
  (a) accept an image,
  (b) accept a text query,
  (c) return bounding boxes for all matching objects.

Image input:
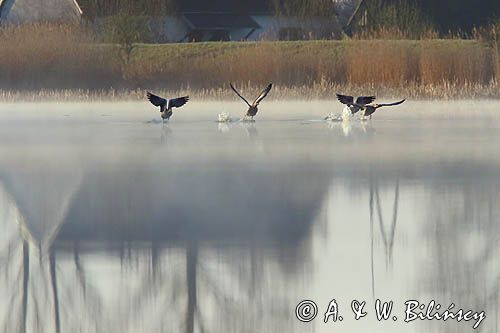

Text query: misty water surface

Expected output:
[0,100,499,333]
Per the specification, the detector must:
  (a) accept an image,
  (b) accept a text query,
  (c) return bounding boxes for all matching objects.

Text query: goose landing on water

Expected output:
[147,92,189,122]
[336,93,406,119]
[230,83,272,120]
[336,94,376,114]
[360,99,406,119]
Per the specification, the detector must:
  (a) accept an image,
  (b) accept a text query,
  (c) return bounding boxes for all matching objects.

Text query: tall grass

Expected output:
[128,40,499,98]
[477,21,500,82]
[0,23,116,90]
[0,24,499,99]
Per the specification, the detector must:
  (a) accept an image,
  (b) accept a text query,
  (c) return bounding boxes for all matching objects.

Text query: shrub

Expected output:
[349,0,434,39]
[104,13,152,77]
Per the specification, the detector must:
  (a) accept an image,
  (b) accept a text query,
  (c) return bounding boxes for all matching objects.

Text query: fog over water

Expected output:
[0,100,499,333]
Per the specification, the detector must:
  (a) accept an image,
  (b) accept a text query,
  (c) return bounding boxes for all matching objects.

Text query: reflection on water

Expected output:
[0,101,499,333]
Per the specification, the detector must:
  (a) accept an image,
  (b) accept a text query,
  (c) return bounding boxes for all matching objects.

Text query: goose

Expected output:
[147,92,189,122]
[230,83,272,120]
[336,94,376,114]
[361,99,406,119]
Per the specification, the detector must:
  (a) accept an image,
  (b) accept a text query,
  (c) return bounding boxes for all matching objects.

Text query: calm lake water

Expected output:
[0,100,499,333]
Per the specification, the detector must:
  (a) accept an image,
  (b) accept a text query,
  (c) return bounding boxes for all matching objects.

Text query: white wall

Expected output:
[155,15,342,42]
[96,14,343,43]
[250,15,343,40]
[150,16,189,43]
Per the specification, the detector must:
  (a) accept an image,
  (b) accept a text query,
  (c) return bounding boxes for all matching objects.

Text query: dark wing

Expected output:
[252,83,272,107]
[378,99,406,107]
[363,105,377,117]
[168,96,189,109]
[147,92,167,111]
[336,94,354,105]
[230,83,251,107]
[355,96,376,105]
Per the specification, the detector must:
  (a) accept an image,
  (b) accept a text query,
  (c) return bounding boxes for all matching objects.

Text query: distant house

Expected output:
[149,0,343,42]
[0,0,82,24]
[0,0,344,41]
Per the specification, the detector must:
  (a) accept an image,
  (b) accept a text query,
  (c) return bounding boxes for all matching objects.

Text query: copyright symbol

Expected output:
[295,300,318,322]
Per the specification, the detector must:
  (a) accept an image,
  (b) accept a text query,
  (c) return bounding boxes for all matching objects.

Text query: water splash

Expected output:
[325,106,353,122]
[217,112,233,123]
[324,112,343,122]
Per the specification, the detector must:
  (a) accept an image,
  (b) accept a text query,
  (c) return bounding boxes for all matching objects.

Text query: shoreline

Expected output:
[1,32,498,99]
[1,82,499,102]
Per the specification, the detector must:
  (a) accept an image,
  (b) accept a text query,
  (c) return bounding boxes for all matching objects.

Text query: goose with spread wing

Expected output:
[360,99,406,119]
[230,83,272,120]
[336,94,376,114]
[147,92,189,122]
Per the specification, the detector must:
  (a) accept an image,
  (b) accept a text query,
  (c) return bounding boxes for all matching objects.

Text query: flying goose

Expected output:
[147,92,189,122]
[336,94,376,114]
[230,83,272,120]
[360,99,406,119]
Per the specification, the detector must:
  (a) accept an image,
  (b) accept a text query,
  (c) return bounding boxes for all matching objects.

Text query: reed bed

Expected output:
[1,81,498,102]
[0,24,499,100]
[0,24,118,90]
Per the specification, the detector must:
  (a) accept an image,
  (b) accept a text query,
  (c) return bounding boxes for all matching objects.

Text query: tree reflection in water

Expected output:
[369,173,400,299]
[424,181,500,333]
[0,162,328,333]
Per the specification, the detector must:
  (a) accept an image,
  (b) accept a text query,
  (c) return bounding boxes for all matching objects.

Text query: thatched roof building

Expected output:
[0,0,82,24]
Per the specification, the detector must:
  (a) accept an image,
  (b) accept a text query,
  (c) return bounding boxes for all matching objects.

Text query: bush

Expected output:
[349,0,434,39]
[104,13,152,76]
[477,21,499,47]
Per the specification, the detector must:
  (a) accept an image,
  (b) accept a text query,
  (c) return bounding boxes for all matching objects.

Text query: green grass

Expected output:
[133,39,481,59]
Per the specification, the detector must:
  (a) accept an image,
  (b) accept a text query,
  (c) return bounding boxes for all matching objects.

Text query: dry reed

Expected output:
[0,23,116,90]
[0,24,499,99]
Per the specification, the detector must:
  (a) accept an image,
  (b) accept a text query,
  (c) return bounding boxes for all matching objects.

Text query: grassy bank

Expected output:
[0,25,499,99]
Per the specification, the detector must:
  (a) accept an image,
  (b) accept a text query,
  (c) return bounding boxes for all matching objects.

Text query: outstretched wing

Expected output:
[252,83,273,107]
[336,94,354,105]
[147,92,167,112]
[378,99,406,107]
[230,83,251,107]
[168,96,189,109]
[356,96,376,105]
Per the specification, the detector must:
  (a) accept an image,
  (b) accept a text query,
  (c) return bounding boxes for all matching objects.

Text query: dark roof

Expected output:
[178,0,271,14]
[183,13,260,30]
[0,0,9,18]
[57,167,329,245]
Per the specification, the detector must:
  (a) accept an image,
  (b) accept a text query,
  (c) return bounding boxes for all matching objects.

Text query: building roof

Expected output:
[178,0,271,14]
[0,0,82,23]
[0,0,10,18]
[183,13,260,30]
